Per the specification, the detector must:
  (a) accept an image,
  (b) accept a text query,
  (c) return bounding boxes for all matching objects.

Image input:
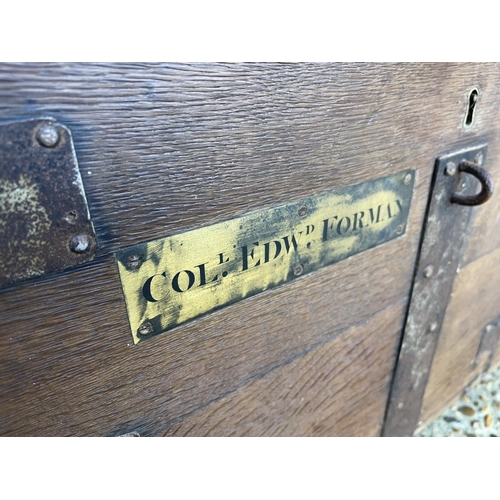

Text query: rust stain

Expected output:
[0,118,97,290]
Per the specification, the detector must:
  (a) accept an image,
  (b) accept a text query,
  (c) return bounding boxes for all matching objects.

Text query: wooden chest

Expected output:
[1,63,499,436]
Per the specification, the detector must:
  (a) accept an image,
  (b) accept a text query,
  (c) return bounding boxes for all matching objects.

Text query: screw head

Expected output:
[445,162,457,176]
[138,321,154,336]
[126,253,143,270]
[69,234,90,253]
[423,265,434,278]
[298,205,308,217]
[293,263,304,276]
[475,152,484,166]
[404,173,412,185]
[429,322,438,333]
[36,125,60,148]
[396,224,405,235]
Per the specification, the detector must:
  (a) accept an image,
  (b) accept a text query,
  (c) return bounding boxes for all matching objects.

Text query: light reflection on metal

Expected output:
[0,118,97,290]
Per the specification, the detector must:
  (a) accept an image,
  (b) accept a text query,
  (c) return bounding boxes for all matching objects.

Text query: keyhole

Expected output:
[465,88,478,127]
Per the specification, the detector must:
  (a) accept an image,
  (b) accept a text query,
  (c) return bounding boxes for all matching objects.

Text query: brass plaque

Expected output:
[116,170,414,344]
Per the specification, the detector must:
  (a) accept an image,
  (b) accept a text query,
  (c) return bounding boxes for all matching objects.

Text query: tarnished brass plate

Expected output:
[116,170,414,344]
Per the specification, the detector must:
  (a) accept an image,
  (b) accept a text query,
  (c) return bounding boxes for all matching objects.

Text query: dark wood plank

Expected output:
[461,81,500,265]
[0,236,414,436]
[0,63,496,258]
[1,63,500,436]
[160,302,405,437]
[420,246,500,428]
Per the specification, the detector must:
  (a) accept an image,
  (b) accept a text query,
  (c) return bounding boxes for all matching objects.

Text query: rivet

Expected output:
[423,265,434,278]
[64,211,77,224]
[126,253,143,270]
[445,161,457,176]
[429,322,438,333]
[475,152,484,166]
[396,224,405,235]
[138,321,154,336]
[36,125,60,148]
[404,173,412,185]
[118,431,140,437]
[69,234,90,253]
[293,263,304,276]
[298,205,308,217]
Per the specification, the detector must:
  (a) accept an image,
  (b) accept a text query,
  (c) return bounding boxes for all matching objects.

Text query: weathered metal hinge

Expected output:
[383,142,494,436]
[0,118,97,290]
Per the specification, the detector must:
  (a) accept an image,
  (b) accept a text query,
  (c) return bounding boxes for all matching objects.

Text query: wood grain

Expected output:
[461,75,500,265]
[420,246,500,427]
[0,63,495,258]
[1,63,500,435]
[159,301,405,436]
[0,236,413,436]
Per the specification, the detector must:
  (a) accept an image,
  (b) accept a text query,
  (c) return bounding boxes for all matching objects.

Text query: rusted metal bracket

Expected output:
[473,317,500,373]
[451,160,494,206]
[382,142,491,436]
[0,118,97,290]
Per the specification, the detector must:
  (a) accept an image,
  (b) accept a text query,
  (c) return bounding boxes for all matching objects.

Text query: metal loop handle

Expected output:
[450,160,494,206]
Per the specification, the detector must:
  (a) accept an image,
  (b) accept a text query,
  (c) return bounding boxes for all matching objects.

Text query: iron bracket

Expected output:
[0,118,97,290]
[383,142,490,436]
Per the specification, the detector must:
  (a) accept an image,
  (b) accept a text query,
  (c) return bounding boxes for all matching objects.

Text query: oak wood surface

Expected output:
[1,63,499,435]
[0,63,495,258]
[0,236,414,436]
[420,246,500,427]
[160,302,405,436]
[462,178,500,266]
